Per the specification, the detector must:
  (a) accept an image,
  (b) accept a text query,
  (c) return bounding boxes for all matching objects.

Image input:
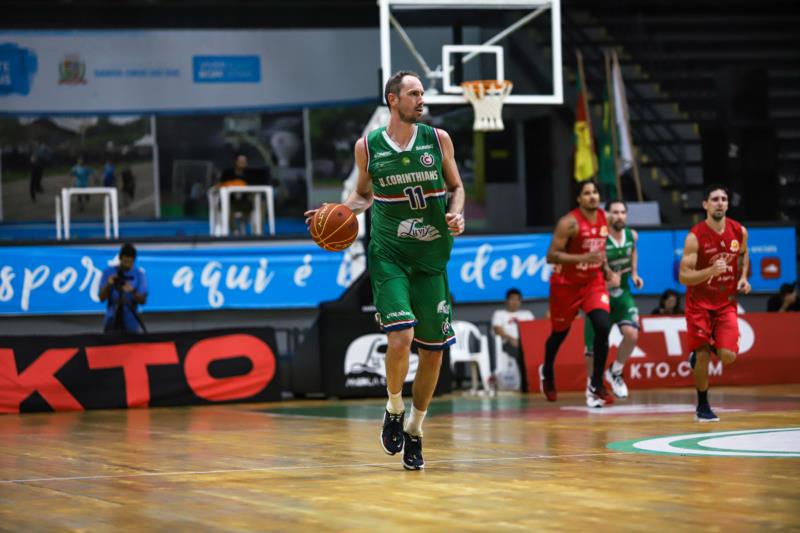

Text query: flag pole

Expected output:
[614,50,643,201]
[604,49,622,200]
[575,49,597,180]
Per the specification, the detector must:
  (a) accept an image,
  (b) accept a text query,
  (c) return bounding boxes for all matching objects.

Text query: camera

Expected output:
[113,266,133,290]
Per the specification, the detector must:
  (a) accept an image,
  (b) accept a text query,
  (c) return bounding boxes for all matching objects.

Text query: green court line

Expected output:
[608,428,800,457]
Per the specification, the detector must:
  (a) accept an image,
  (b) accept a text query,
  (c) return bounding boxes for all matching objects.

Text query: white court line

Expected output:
[0,451,626,485]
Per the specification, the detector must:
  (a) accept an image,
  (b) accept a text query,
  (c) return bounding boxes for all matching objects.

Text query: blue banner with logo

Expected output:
[0,227,794,315]
[0,30,378,114]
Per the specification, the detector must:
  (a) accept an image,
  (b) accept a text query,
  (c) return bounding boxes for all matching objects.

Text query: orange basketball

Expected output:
[309,203,358,251]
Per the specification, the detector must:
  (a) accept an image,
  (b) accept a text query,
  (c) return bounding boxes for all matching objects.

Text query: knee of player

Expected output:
[718,349,736,365]
[387,328,414,352]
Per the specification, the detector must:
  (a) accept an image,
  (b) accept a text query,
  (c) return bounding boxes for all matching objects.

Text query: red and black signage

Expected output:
[0,328,279,414]
[519,313,800,393]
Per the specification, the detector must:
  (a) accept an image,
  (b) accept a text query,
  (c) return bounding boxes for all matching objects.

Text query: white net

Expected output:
[461,80,513,132]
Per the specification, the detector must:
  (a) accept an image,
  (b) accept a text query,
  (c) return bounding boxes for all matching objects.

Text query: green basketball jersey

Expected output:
[366,123,453,272]
[606,227,634,297]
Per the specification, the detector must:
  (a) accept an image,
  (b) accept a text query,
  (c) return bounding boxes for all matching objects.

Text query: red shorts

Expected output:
[685,303,740,354]
[549,277,610,332]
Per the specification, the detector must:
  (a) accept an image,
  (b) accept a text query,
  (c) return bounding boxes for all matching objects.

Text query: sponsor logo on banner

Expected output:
[519,313,800,393]
[761,257,781,279]
[0,328,279,413]
[0,43,38,96]
[59,54,87,85]
[397,218,441,241]
[343,333,418,388]
[420,152,434,167]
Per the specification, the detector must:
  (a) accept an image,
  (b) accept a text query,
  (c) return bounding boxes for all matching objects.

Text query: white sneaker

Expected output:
[585,385,605,408]
[604,368,629,399]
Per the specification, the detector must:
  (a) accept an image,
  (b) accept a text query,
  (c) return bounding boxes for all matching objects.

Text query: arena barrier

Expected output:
[0,327,280,414]
[519,313,800,393]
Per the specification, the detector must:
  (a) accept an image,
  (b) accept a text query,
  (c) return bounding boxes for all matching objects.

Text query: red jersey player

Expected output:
[540,180,618,408]
[679,184,750,422]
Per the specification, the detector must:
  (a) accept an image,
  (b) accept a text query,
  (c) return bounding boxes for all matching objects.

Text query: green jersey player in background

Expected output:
[584,200,644,399]
[306,71,465,470]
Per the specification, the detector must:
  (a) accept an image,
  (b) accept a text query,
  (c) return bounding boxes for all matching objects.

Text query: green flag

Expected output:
[596,82,617,199]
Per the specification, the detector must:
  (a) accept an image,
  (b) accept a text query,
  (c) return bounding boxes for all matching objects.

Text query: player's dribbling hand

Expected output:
[446,212,465,236]
[632,274,644,290]
[606,271,621,288]
[737,277,751,295]
[303,204,325,227]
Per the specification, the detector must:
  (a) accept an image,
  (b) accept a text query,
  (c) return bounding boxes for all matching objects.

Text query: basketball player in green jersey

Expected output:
[306,71,465,470]
[584,200,644,398]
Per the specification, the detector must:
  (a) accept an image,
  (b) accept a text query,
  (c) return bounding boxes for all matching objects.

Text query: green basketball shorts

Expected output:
[369,251,455,351]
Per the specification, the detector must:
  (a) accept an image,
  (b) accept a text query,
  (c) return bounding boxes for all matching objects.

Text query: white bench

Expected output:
[208,185,275,237]
[56,187,119,240]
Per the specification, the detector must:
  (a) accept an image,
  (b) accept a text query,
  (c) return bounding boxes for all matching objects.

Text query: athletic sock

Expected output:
[386,389,404,414]
[611,361,625,374]
[404,406,426,437]
[697,389,709,407]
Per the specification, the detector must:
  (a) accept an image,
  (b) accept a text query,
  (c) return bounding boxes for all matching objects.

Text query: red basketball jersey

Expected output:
[551,208,608,285]
[686,218,744,309]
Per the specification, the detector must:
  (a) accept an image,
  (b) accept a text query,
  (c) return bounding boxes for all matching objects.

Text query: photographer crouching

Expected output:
[99,243,148,334]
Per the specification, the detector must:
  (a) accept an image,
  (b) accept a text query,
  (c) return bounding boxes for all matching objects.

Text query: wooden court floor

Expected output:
[1,385,799,532]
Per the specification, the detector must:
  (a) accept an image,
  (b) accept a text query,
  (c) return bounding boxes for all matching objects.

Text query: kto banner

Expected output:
[518,313,800,393]
[0,30,377,114]
[0,327,280,413]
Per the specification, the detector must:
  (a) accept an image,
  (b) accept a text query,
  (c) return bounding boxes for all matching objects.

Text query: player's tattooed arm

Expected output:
[546,215,602,265]
[737,226,751,294]
[679,232,726,286]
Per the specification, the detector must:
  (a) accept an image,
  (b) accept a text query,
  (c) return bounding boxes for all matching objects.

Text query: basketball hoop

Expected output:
[461,80,513,132]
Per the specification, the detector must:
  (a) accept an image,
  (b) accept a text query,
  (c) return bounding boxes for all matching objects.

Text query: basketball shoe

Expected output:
[695,404,720,422]
[604,368,629,399]
[585,383,615,408]
[381,409,405,455]
[539,364,557,402]
[402,431,424,470]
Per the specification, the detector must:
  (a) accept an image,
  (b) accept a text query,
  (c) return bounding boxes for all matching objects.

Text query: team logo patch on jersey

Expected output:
[441,319,451,335]
[402,156,411,166]
[730,239,740,252]
[420,152,434,167]
[397,218,442,241]
[600,226,608,237]
[601,293,610,304]
[436,300,450,314]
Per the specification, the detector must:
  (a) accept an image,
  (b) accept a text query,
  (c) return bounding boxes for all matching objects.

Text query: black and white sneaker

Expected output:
[604,368,629,399]
[695,404,720,422]
[402,431,424,470]
[381,410,405,455]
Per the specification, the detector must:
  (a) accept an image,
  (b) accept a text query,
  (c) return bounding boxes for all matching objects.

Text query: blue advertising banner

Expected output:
[0,226,794,315]
[0,243,356,316]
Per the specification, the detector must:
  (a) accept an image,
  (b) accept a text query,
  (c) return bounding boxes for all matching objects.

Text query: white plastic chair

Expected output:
[449,320,492,394]
[493,334,522,391]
